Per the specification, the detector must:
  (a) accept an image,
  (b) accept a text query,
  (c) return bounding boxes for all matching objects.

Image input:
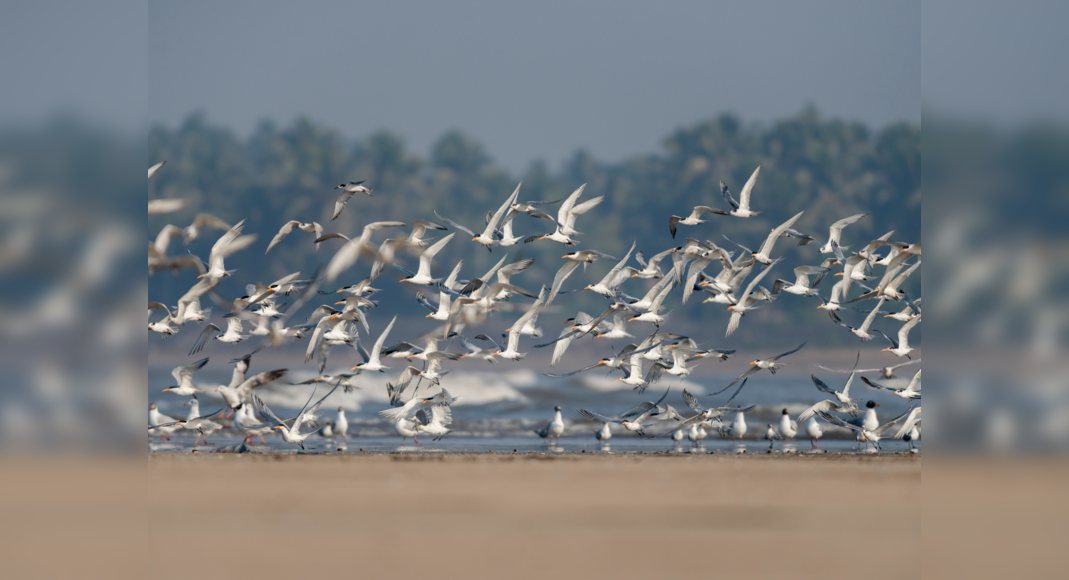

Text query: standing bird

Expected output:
[595,422,612,444]
[730,410,748,444]
[334,406,349,444]
[779,409,798,445]
[688,423,708,449]
[720,166,762,218]
[535,405,564,446]
[148,403,180,441]
[861,400,881,432]
[764,424,780,449]
[894,407,922,450]
[806,416,824,450]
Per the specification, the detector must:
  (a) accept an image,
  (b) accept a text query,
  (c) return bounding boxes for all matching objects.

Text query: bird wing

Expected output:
[858,299,885,333]
[576,408,619,424]
[768,341,807,361]
[236,369,288,399]
[370,316,397,363]
[757,211,804,258]
[797,400,838,423]
[325,238,373,282]
[817,410,863,432]
[596,241,635,288]
[739,257,782,300]
[172,357,209,386]
[842,372,857,398]
[810,374,836,395]
[906,369,922,392]
[893,407,922,439]
[148,160,166,180]
[188,323,219,356]
[433,209,475,237]
[898,315,921,350]
[481,184,521,237]
[550,327,575,367]
[266,221,298,254]
[643,362,668,386]
[681,389,706,413]
[556,184,586,224]
[299,381,342,427]
[548,260,581,305]
[314,232,350,245]
[875,407,916,436]
[251,392,286,428]
[861,376,895,391]
[416,232,455,279]
[332,190,354,220]
[544,361,603,378]
[496,258,536,284]
[737,166,761,211]
[827,213,868,243]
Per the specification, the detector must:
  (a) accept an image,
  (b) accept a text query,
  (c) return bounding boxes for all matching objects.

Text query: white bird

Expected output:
[181,213,231,245]
[181,397,223,446]
[875,315,921,358]
[672,427,685,444]
[751,211,804,265]
[715,342,806,394]
[189,317,247,355]
[668,206,728,238]
[585,241,635,298]
[800,374,861,420]
[546,249,616,305]
[398,233,455,285]
[350,315,396,372]
[254,381,341,450]
[406,219,448,247]
[817,408,914,452]
[863,369,922,401]
[534,405,565,445]
[720,166,762,217]
[215,368,288,416]
[819,213,868,254]
[414,404,453,441]
[332,181,373,220]
[764,424,779,449]
[148,403,180,441]
[524,184,605,245]
[379,388,456,445]
[771,265,831,297]
[576,387,671,437]
[885,298,922,321]
[688,423,708,448]
[725,258,781,336]
[234,404,273,445]
[627,277,675,327]
[324,221,407,282]
[198,219,257,280]
[631,247,675,279]
[434,185,520,250]
[393,417,419,445]
[595,422,612,443]
[266,220,324,254]
[862,400,882,432]
[492,291,546,361]
[893,407,922,449]
[778,409,798,444]
[666,389,755,440]
[730,411,748,444]
[334,406,349,444]
[806,417,824,449]
[828,298,885,341]
[816,358,921,380]
[161,357,209,396]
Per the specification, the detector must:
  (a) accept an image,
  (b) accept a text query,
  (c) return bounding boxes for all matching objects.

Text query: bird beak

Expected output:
[614,378,622,382]
[584,286,590,290]
[630,274,637,278]
[425,314,432,318]
[834,272,843,276]
[817,305,823,309]
[335,288,344,293]
[335,301,344,305]
[197,273,205,278]
[492,351,500,356]
[407,354,414,358]
[628,317,636,321]
[750,361,756,365]
[884,314,891,317]
[350,366,360,371]
[148,325,151,329]
[727,305,733,310]
[472,237,478,241]
[162,388,171,392]
[460,354,467,358]
[881,348,889,352]
[273,426,282,430]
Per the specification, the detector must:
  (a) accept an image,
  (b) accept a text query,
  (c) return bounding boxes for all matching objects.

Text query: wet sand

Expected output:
[147,453,920,579]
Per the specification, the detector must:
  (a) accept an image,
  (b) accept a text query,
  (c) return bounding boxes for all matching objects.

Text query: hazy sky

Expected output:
[147,0,920,171]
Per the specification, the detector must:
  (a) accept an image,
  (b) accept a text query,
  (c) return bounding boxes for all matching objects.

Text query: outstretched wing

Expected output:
[576,408,619,424]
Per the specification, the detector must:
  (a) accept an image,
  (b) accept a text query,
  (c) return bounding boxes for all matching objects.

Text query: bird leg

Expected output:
[194,433,202,446]
[259,434,266,445]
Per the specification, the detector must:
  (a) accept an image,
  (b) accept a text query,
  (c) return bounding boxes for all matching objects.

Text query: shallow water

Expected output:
[149,365,920,454]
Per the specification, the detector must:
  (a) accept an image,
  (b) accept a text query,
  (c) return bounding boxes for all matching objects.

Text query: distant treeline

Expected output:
[147,108,920,348]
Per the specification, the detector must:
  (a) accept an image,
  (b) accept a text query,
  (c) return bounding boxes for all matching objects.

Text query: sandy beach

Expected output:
[147,453,920,579]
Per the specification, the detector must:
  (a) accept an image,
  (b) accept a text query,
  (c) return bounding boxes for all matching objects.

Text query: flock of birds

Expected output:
[148,161,921,453]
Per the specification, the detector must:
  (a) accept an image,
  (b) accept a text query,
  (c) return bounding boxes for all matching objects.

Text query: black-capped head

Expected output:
[554,405,561,412]
[867,400,879,408]
[781,408,789,415]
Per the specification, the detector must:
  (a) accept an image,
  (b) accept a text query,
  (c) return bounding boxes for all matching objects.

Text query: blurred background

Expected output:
[0,0,1066,450]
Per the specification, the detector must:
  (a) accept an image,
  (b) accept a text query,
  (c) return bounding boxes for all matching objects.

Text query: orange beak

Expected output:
[350,365,360,371]
[335,301,344,305]
[425,313,432,318]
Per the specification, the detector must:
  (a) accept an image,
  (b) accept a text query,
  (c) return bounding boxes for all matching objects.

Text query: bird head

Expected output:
[750,361,757,365]
[881,347,889,352]
[492,351,501,356]
[334,300,345,305]
[472,236,478,242]
[350,365,360,371]
[162,387,173,392]
[727,305,734,310]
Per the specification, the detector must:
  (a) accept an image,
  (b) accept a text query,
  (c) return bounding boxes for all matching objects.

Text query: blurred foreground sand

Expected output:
[147,453,919,579]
